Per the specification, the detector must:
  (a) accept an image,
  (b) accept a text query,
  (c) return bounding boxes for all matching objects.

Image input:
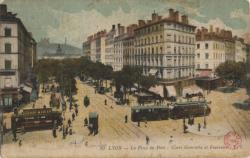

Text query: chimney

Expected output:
[169,8,174,20]
[216,27,220,33]
[112,25,115,30]
[181,15,188,24]
[138,20,145,26]
[152,11,158,22]
[209,25,213,33]
[0,4,7,16]
[174,11,179,22]
[118,24,125,35]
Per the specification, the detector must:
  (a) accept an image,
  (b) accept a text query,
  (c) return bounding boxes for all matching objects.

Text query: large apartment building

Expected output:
[195,26,247,77]
[234,37,247,63]
[83,30,107,63]
[127,9,196,80]
[0,4,37,111]
[105,25,116,67]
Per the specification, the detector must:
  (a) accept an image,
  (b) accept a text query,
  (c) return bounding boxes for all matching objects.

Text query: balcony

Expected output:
[0,69,16,76]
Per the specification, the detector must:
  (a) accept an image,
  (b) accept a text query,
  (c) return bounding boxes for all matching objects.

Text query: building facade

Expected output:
[84,30,107,63]
[0,4,37,110]
[195,26,234,77]
[104,25,116,67]
[82,39,91,59]
[234,37,247,63]
[128,9,196,80]
[113,24,125,71]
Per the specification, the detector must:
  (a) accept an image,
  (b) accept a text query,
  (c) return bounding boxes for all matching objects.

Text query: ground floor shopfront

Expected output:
[0,88,19,112]
[148,77,203,100]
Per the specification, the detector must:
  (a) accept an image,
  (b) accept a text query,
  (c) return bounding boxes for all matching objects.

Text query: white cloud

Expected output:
[190,18,232,30]
[230,8,250,36]
[46,8,143,47]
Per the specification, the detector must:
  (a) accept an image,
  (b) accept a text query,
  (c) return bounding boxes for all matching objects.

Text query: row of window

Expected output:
[196,52,224,60]
[135,34,195,46]
[197,43,225,50]
[135,23,195,36]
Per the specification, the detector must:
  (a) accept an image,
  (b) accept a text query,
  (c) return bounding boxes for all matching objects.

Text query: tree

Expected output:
[140,75,157,89]
[216,61,246,87]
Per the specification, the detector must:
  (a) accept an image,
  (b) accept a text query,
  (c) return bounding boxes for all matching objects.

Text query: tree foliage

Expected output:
[216,61,247,86]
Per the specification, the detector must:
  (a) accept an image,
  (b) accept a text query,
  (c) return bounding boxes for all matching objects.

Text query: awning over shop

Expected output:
[149,69,158,75]
[166,85,177,97]
[182,85,203,97]
[149,85,164,98]
[198,70,212,78]
[20,84,32,93]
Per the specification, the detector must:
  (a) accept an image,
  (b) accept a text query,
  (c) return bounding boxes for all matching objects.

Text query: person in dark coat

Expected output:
[72,113,75,121]
[19,140,22,147]
[68,119,72,127]
[75,108,78,116]
[146,136,150,145]
[198,123,201,131]
[84,118,88,126]
[125,115,128,123]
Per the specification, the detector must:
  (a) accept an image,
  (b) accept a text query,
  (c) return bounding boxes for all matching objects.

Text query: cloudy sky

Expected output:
[1,0,250,48]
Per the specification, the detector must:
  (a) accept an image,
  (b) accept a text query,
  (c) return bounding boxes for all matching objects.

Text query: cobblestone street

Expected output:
[1,78,250,158]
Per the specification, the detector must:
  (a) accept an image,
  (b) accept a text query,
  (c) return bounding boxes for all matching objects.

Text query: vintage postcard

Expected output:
[0,0,250,158]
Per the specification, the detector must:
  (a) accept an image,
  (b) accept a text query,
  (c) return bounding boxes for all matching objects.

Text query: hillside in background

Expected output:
[37,38,82,58]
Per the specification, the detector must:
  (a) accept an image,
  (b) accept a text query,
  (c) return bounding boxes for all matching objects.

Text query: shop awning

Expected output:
[149,85,164,98]
[166,85,177,97]
[149,69,158,75]
[182,85,203,97]
[199,70,212,77]
[21,84,32,93]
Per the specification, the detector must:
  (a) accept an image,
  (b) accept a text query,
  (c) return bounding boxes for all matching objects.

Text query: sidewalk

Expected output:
[187,124,230,137]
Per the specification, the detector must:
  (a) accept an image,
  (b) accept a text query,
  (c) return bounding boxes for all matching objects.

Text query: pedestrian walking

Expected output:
[125,115,128,123]
[137,121,140,127]
[68,119,72,127]
[32,103,35,108]
[69,128,73,135]
[84,118,88,126]
[104,99,107,105]
[198,123,201,131]
[53,128,57,138]
[19,140,22,147]
[75,108,78,116]
[72,113,75,121]
[146,135,150,145]
[69,103,73,111]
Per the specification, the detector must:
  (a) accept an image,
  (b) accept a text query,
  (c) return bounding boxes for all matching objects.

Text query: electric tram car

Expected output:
[170,101,211,120]
[11,108,62,131]
[131,101,211,122]
[131,105,170,122]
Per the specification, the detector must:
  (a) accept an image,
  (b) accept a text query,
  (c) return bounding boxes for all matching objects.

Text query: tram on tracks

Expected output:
[11,108,62,132]
[131,101,211,122]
